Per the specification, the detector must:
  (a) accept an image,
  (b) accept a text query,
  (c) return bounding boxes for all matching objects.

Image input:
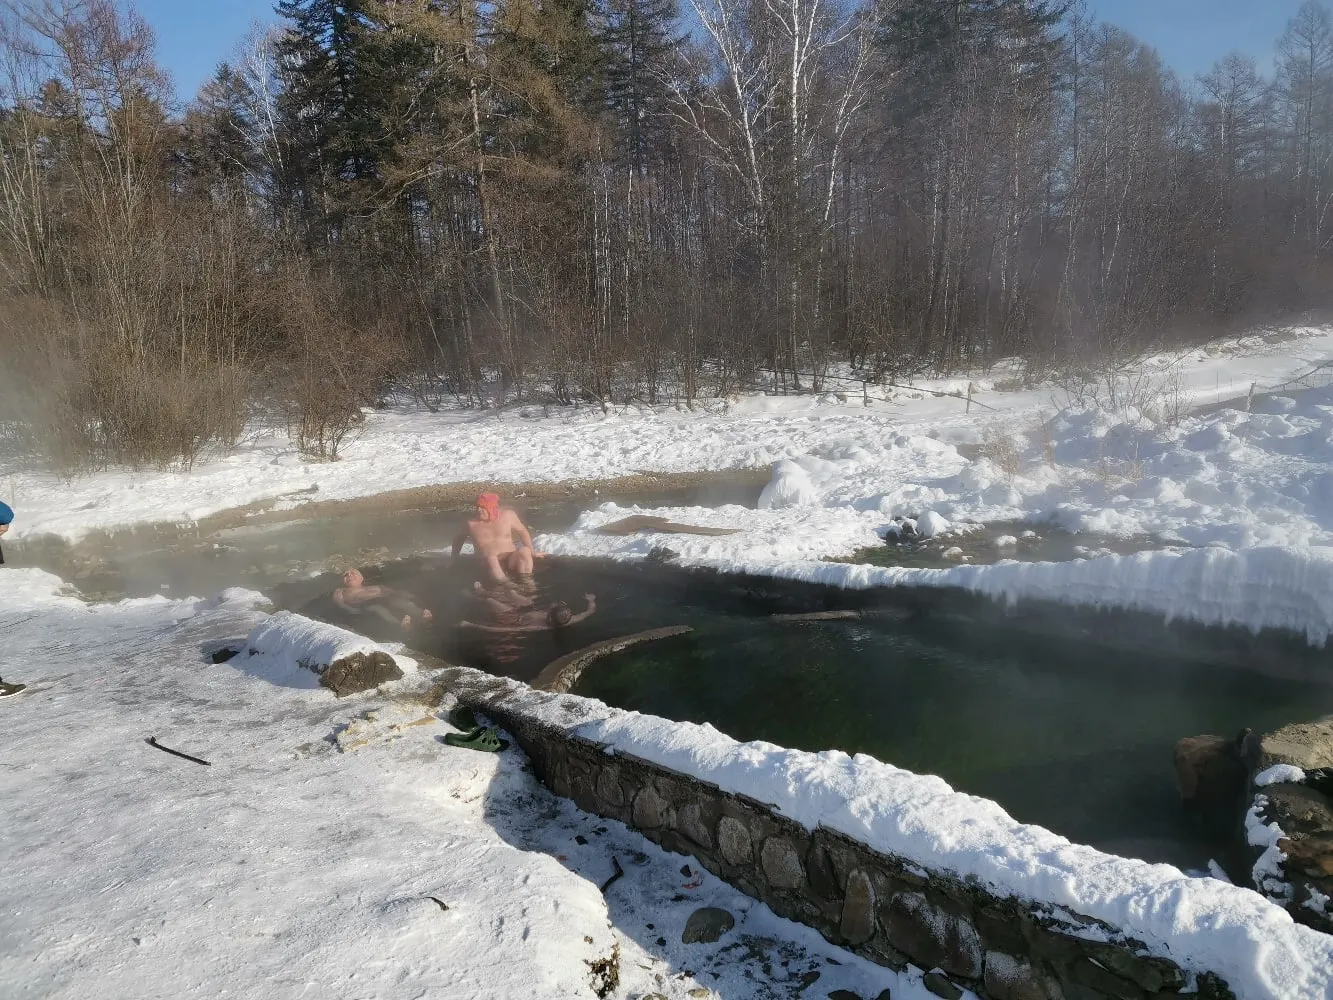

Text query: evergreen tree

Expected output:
[598,0,682,171]
[274,0,383,224]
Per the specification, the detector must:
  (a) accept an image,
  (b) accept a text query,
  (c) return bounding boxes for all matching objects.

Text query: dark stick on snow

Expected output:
[427,896,450,912]
[146,736,211,766]
[599,856,625,894]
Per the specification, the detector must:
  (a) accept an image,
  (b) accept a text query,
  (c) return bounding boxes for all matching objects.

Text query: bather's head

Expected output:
[547,602,573,628]
[341,568,365,588]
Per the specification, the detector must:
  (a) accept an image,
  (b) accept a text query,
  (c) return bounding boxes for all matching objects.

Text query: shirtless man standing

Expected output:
[332,568,433,630]
[453,492,543,583]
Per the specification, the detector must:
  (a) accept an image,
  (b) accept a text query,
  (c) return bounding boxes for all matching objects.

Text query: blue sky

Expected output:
[129,0,1312,101]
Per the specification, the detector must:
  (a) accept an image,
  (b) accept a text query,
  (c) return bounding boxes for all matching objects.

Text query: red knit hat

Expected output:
[476,492,501,520]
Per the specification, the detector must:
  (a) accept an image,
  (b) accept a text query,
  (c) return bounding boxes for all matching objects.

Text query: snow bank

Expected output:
[0,567,83,611]
[758,459,821,509]
[917,511,951,538]
[481,680,1333,999]
[239,611,414,676]
[547,501,1333,644]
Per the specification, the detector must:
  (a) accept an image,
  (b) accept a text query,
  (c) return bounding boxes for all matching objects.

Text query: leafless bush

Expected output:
[1093,435,1147,492]
[1033,412,1057,467]
[1054,357,1188,429]
[272,273,402,460]
[980,423,1025,480]
[0,294,250,471]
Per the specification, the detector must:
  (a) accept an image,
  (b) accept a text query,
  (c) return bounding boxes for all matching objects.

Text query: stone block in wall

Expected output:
[840,869,876,945]
[678,801,716,849]
[883,891,983,980]
[570,772,600,814]
[805,842,839,900]
[568,752,594,778]
[820,833,864,893]
[717,815,753,866]
[596,768,626,807]
[1067,957,1147,1000]
[984,951,1063,1000]
[1079,943,1185,995]
[634,784,670,828]
[547,755,573,798]
[974,902,1032,957]
[760,837,805,890]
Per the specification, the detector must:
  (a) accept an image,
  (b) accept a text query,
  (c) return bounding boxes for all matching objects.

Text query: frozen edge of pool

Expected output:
[541,512,1333,648]
[450,662,1333,1000]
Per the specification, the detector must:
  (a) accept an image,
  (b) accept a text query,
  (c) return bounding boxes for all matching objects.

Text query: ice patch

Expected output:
[1247,794,1292,902]
[1255,764,1308,787]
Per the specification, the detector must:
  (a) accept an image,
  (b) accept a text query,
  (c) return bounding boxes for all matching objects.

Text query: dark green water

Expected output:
[553,572,1333,876]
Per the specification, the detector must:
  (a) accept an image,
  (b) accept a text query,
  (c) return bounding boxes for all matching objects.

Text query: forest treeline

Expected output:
[3,0,1333,466]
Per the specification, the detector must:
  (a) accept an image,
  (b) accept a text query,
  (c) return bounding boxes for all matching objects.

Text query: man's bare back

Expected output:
[453,493,542,583]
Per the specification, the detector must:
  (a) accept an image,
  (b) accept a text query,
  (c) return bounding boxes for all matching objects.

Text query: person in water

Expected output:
[332,568,434,631]
[452,492,543,584]
[460,584,596,633]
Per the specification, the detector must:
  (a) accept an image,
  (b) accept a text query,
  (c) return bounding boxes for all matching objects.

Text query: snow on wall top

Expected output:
[468,673,1333,1000]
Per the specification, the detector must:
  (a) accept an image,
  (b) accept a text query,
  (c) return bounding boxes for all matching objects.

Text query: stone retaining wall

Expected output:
[1251,716,1333,936]
[449,673,1236,1000]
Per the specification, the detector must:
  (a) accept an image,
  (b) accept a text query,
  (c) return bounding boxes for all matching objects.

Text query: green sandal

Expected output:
[443,726,509,753]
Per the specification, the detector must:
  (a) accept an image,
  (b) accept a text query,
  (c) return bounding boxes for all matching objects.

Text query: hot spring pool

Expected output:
[348,557,1333,878]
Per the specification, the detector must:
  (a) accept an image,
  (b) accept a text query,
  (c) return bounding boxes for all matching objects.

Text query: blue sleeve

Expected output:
[0,500,12,524]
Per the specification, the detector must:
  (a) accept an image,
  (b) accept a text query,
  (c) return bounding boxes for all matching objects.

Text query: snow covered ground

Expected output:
[534,335,1333,642]
[5,571,1330,999]
[7,329,1333,998]
[4,328,1331,543]
[0,570,942,1000]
